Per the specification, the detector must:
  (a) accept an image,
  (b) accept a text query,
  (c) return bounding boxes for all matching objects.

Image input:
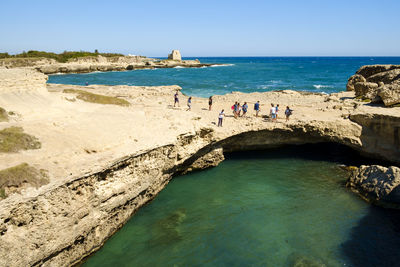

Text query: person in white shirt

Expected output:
[270,104,277,122]
[218,109,225,127]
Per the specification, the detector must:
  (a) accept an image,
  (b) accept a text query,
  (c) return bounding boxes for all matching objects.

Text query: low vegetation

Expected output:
[63,89,130,106]
[0,50,123,63]
[0,107,8,122]
[0,163,49,199]
[0,127,41,153]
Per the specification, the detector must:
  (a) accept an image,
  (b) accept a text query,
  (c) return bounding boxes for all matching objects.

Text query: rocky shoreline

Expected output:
[0,65,399,266]
[0,50,215,75]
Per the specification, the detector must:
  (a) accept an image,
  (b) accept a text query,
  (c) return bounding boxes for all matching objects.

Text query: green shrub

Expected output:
[0,163,49,199]
[0,127,41,153]
[63,89,130,106]
[0,50,124,63]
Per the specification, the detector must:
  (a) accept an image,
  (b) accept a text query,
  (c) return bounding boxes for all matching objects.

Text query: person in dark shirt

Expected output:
[285,106,293,122]
[254,101,260,117]
[174,91,180,107]
[242,102,248,117]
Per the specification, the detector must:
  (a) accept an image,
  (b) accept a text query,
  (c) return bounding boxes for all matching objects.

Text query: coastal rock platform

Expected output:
[0,55,214,74]
[0,68,399,266]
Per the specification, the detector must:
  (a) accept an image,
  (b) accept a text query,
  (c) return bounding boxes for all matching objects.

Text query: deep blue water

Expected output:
[48,57,400,97]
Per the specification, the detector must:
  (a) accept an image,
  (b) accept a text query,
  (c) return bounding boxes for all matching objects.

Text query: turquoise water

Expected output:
[48,57,400,97]
[82,145,400,267]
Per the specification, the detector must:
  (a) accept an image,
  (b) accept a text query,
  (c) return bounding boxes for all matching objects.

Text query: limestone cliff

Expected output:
[0,68,399,266]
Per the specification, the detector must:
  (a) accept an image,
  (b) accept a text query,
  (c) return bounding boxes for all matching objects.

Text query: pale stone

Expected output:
[168,50,182,61]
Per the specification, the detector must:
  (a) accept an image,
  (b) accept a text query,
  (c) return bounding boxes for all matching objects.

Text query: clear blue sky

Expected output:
[1,0,399,56]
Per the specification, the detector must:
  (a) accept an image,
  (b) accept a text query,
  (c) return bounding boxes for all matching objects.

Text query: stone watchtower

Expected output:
[168,50,182,61]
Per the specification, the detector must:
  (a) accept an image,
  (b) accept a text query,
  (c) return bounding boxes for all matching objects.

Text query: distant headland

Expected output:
[0,49,215,74]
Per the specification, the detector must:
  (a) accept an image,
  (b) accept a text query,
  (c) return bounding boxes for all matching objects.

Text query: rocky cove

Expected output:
[0,65,399,266]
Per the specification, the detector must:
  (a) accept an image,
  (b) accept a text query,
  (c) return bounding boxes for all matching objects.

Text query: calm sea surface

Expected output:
[82,145,400,267]
[48,57,400,97]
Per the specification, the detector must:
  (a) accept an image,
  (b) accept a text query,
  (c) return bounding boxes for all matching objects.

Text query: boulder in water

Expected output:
[347,165,400,208]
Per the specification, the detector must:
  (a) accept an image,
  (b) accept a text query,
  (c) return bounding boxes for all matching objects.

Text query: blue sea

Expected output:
[48,57,400,97]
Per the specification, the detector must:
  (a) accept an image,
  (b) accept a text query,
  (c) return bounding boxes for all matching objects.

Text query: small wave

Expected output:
[210,64,235,67]
[270,80,282,84]
[257,85,269,90]
[174,66,186,69]
[313,84,333,89]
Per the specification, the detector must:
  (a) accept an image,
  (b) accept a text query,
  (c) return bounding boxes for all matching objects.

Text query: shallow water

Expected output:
[48,57,400,97]
[82,145,400,267]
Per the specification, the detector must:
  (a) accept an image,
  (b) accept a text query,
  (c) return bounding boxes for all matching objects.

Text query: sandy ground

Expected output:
[0,68,399,197]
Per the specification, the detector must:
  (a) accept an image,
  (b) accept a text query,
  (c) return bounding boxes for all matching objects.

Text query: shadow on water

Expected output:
[224,143,392,167]
[226,143,400,267]
[341,207,400,267]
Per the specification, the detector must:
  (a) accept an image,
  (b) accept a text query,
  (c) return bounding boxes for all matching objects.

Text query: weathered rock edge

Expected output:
[0,112,399,266]
[0,123,346,266]
[0,89,400,266]
[347,165,400,208]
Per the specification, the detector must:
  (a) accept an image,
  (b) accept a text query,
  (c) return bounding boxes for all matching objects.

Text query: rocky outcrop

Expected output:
[347,65,400,106]
[346,74,366,91]
[347,165,400,208]
[378,83,400,106]
[354,81,380,102]
[168,50,182,61]
[1,54,212,74]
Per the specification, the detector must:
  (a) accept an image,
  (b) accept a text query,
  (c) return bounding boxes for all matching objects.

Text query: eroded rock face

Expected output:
[378,83,400,106]
[356,65,400,79]
[354,81,379,100]
[348,65,400,106]
[168,50,182,61]
[347,165,400,207]
[346,74,366,91]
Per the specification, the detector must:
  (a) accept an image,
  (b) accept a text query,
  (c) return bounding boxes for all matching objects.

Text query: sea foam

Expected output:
[210,64,235,67]
[313,85,333,89]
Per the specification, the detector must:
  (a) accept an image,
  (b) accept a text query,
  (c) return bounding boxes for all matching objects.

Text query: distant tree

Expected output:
[95,49,99,54]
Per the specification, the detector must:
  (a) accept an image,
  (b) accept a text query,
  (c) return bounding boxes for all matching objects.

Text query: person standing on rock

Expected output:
[187,97,192,111]
[174,91,180,107]
[285,106,293,122]
[242,102,248,117]
[275,104,279,120]
[232,102,238,118]
[270,103,276,122]
[254,101,260,117]
[209,96,213,111]
[218,109,225,127]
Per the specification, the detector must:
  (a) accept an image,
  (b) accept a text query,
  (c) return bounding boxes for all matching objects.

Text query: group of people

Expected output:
[220,101,293,126]
[173,91,293,128]
[231,102,249,118]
